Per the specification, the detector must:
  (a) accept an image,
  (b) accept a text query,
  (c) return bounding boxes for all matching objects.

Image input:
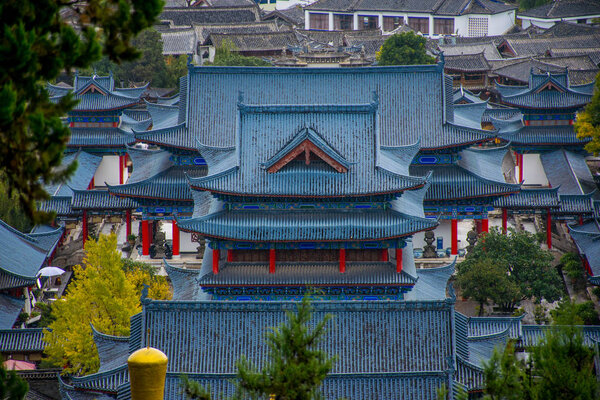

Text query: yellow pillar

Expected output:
[128,347,168,400]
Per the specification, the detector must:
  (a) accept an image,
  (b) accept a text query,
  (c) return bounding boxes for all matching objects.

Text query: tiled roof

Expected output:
[71,190,139,210]
[519,0,600,19]
[467,326,510,366]
[467,315,524,339]
[445,52,490,72]
[91,325,130,373]
[493,187,560,208]
[161,372,450,400]
[67,128,136,148]
[498,125,590,146]
[134,124,193,150]
[557,193,595,214]
[499,34,600,57]
[179,208,438,242]
[69,365,129,393]
[163,262,202,301]
[0,220,61,283]
[200,261,417,286]
[412,262,455,301]
[410,164,519,201]
[0,295,23,329]
[120,113,152,132]
[493,58,566,85]
[440,42,502,60]
[0,328,47,352]
[521,325,600,347]
[458,145,511,182]
[159,7,260,25]
[138,300,455,374]
[194,21,279,45]
[207,31,299,52]
[263,5,305,26]
[569,221,600,277]
[51,92,140,112]
[44,151,102,197]
[498,75,592,109]
[189,107,428,198]
[183,65,492,150]
[38,196,74,216]
[540,150,595,195]
[160,28,197,55]
[144,102,180,130]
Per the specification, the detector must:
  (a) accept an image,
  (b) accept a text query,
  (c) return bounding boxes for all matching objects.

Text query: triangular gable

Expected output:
[262,127,350,173]
[534,79,566,94]
[76,77,110,96]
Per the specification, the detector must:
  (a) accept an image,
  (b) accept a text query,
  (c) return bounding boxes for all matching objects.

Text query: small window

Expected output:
[383,16,404,31]
[408,17,429,34]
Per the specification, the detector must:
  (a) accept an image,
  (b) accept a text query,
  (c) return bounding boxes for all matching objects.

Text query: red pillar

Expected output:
[546,209,552,250]
[481,218,489,233]
[88,177,95,190]
[172,220,180,257]
[126,209,132,237]
[396,248,403,273]
[82,210,88,247]
[451,219,458,255]
[213,249,220,274]
[579,215,584,225]
[339,248,346,273]
[269,248,276,274]
[502,208,508,235]
[227,250,234,262]
[518,153,524,183]
[119,155,124,185]
[381,249,389,261]
[142,220,150,256]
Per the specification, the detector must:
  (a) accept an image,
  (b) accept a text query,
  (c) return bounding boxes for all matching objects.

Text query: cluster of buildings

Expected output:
[0,0,599,398]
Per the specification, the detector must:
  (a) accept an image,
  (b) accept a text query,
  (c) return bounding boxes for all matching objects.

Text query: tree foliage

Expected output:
[0,364,28,400]
[456,228,562,312]
[550,299,600,326]
[0,175,32,232]
[0,0,163,224]
[88,29,188,88]
[575,73,600,155]
[482,326,598,400]
[206,40,272,67]
[518,0,551,11]
[376,32,436,66]
[42,234,171,375]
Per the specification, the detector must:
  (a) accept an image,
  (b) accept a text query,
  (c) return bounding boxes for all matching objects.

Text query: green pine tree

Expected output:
[0,0,164,224]
[575,72,600,155]
[0,364,28,400]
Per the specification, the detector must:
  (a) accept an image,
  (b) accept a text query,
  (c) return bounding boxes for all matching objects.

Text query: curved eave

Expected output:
[134,138,196,152]
[420,137,494,152]
[426,189,520,202]
[189,181,427,199]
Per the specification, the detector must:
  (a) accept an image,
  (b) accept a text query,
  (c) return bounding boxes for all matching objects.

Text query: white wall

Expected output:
[161,221,201,253]
[488,10,516,35]
[522,153,549,186]
[94,155,120,187]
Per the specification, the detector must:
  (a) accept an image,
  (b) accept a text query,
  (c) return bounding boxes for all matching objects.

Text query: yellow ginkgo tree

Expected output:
[43,233,171,375]
[575,73,600,155]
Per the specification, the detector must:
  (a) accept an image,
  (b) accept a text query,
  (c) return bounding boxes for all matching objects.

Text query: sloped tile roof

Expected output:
[540,149,595,195]
[160,28,197,55]
[207,31,300,51]
[0,328,47,352]
[498,125,589,146]
[519,0,600,19]
[306,0,515,14]
[0,295,23,329]
[91,326,130,373]
[569,220,600,277]
[159,7,259,25]
[493,187,560,208]
[67,128,136,148]
[445,52,490,71]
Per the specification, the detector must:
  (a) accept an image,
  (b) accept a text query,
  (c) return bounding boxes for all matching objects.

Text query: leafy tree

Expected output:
[206,40,272,67]
[0,364,28,400]
[42,234,170,375]
[560,253,586,290]
[455,257,520,316]
[551,299,600,326]
[530,326,598,400]
[482,342,526,400]
[0,176,32,232]
[518,0,551,11]
[182,297,335,400]
[89,29,186,88]
[376,32,436,66]
[122,259,171,300]
[575,72,600,155]
[456,228,562,312]
[0,0,163,224]
[482,326,598,400]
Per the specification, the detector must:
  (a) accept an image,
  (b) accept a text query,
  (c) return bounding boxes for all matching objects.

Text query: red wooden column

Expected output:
[546,209,552,249]
[82,210,88,247]
[451,219,458,255]
[172,220,180,257]
[142,220,150,256]
[227,250,234,262]
[579,215,584,225]
[481,217,489,233]
[126,209,132,237]
[381,248,388,261]
[119,155,124,185]
[396,248,403,273]
[339,248,346,273]
[269,248,276,274]
[212,249,220,274]
[502,209,508,235]
[518,153,524,183]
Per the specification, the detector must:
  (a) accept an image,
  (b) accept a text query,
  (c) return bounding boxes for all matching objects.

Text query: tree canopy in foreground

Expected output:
[376,32,436,66]
[575,72,600,155]
[0,0,163,224]
[456,228,562,313]
[43,234,171,375]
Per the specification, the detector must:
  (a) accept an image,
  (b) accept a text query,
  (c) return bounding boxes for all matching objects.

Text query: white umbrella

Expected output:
[38,266,65,277]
